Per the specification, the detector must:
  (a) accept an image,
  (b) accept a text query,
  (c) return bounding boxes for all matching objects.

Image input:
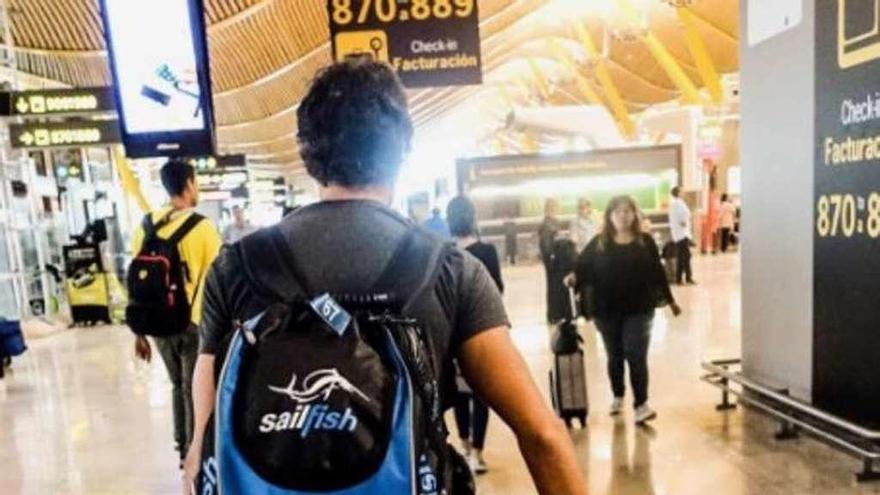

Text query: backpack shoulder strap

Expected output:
[167,212,206,245]
[370,226,453,314]
[143,210,178,241]
[235,226,307,303]
[140,214,156,243]
[370,226,456,484]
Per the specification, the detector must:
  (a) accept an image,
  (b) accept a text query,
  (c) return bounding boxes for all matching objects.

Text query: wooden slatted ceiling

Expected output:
[204,0,262,24]
[209,0,328,92]
[9,0,103,50]
[5,0,739,171]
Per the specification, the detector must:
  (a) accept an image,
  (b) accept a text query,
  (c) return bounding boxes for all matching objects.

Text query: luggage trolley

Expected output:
[63,242,111,326]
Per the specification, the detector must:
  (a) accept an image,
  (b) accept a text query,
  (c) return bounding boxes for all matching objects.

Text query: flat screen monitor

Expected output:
[100,0,216,158]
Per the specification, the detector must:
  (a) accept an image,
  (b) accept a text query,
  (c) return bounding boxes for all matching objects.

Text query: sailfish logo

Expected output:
[268,369,371,404]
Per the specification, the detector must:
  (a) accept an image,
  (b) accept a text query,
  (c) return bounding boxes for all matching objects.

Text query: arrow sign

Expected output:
[9,120,121,149]
[0,87,116,117]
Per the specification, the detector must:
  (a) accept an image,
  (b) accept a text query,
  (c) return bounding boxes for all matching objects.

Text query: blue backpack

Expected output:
[198,226,474,495]
[0,318,26,358]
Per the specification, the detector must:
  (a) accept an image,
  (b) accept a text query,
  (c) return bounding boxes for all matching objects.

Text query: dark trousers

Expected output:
[154,327,199,457]
[720,228,732,253]
[454,392,489,450]
[506,238,517,265]
[595,314,653,408]
[675,239,693,284]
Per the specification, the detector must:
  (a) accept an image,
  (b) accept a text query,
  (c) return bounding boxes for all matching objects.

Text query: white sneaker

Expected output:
[634,404,658,424]
[470,451,488,475]
[610,397,624,416]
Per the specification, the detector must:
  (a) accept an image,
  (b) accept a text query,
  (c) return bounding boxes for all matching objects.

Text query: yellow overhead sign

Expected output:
[5,87,116,117]
[10,120,122,149]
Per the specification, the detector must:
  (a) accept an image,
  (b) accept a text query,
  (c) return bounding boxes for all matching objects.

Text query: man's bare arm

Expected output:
[182,354,216,493]
[458,327,587,495]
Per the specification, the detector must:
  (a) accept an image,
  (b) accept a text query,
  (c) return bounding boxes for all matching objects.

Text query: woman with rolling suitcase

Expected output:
[572,196,682,425]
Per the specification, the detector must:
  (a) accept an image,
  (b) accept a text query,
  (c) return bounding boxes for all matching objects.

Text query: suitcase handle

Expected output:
[567,287,578,320]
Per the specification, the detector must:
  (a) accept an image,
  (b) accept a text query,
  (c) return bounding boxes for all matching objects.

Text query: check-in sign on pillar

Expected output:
[327,0,482,88]
[814,0,880,428]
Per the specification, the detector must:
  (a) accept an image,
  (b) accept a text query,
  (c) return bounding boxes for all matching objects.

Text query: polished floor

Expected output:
[2,254,879,494]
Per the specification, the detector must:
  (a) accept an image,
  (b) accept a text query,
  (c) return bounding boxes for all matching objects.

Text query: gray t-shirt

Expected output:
[198,200,509,390]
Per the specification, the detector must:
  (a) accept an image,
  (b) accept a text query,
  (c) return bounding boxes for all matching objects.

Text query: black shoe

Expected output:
[686,279,697,285]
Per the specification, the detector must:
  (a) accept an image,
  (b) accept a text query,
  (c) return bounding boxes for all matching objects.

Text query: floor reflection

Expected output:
[608,419,656,495]
[6,256,880,494]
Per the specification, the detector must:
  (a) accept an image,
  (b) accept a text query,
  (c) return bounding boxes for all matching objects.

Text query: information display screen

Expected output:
[100,0,215,158]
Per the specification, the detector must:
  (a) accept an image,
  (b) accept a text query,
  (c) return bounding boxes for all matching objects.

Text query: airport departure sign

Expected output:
[6,87,116,117]
[9,120,122,149]
[327,0,482,88]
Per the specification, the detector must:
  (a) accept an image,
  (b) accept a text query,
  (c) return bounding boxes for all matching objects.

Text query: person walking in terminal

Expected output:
[129,160,222,464]
[719,193,737,253]
[668,187,696,285]
[446,195,504,475]
[571,198,600,254]
[538,198,565,322]
[222,204,258,244]
[504,219,518,265]
[573,196,682,425]
[183,59,586,495]
[422,206,451,237]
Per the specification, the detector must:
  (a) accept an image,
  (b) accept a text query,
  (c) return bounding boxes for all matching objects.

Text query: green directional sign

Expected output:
[10,120,122,149]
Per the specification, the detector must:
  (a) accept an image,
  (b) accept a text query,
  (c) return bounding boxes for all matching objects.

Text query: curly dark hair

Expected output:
[297,59,413,187]
[447,195,477,237]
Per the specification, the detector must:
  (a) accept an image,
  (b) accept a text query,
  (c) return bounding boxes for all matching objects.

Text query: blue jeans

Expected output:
[595,313,653,408]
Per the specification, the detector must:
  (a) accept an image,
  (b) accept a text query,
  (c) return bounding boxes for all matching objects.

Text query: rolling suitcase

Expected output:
[549,288,588,428]
[549,350,588,428]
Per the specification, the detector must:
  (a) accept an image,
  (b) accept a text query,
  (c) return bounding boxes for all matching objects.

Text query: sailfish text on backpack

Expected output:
[259,369,370,438]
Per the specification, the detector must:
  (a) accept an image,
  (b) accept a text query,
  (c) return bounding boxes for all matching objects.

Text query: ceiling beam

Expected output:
[678,6,722,104]
[572,21,636,138]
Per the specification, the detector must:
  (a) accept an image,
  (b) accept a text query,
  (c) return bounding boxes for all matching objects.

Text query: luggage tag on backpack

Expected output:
[310,294,352,337]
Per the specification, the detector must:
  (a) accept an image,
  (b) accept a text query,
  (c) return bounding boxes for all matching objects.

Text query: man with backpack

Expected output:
[127,159,222,465]
[182,59,586,495]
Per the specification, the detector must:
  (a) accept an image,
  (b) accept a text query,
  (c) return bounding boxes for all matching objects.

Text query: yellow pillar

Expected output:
[521,132,540,154]
[112,146,151,214]
[547,39,605,106]
[527,58,552,101]
[678,7,723,104]
[492,134,508,155]
[619,0,702,105]
[572,21,637,137]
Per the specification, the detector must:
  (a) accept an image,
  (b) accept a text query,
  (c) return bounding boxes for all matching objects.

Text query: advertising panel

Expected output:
[100,0,216,158]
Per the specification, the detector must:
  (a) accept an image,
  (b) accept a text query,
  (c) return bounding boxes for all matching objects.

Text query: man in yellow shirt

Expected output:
[130,159,221,464]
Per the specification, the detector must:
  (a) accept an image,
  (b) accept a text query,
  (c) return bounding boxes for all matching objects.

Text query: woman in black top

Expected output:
[574,196,681,425]
[446,196,503,474]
